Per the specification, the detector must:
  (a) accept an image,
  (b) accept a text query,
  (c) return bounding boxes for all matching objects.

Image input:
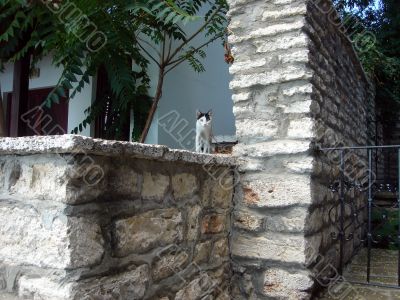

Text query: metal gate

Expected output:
[321,145,400,288]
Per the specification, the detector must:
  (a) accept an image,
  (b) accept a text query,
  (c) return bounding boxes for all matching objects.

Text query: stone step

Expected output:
[346,262,399,276]
[345,273,399,286]
[351,249,399,264]
[318,283,400,299]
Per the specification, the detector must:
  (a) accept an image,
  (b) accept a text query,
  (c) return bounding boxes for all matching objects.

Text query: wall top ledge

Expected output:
[0,135,237,167]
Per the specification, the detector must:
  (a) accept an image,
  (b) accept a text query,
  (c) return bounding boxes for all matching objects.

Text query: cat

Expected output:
[196,110,213,153]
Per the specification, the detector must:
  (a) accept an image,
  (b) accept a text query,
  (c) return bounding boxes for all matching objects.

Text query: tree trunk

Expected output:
[0,83,5,137]
[139,66,165,143]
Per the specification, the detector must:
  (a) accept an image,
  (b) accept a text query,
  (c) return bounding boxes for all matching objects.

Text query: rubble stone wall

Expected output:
[227,0,375,298]
[0,135,235,300]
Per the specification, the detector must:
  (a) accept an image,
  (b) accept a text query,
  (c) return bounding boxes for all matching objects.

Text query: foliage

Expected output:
[0,0,229,140]
[334,0,400,116]
[371,208,399,250]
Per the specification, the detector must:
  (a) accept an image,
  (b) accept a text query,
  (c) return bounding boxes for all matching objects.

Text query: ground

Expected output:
[318,248,400,299]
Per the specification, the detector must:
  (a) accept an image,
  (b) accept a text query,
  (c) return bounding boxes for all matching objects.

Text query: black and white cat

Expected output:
[196,110,213,153]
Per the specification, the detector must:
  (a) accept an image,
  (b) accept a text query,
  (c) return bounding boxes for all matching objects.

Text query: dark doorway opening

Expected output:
[4,87,68,136]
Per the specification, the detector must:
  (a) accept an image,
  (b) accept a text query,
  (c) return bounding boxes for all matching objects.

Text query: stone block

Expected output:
[241,174,312,208]
[0,156,66,203]
[108,165,140,196]
[254,33,309,54]
[187,205,202,241]
[175,273,219,300]
[141,172,169,200]
[231,234,306,264]
[68,217,105,268]
[264,207,308,233]
[172,173,198,199]
[233,209,264,232]
[74,264,150,299]
[0,155,108,205]
[283,100,313,113]
[113,208,182,256]
[233,140,310,158]
[211,239,229,264]
[201,173,233,209]
[18,276,73,300]
[283,155,314,174]
[262,268,313,299]
[230,65,312,90]
[201,214,227,235]
[152,250,189,281]
[229,58,267,74]
[236,120,278,142]
[287,118,315,139]
[232,92,252,103]
[0,201,104,269]
[261,4,307,21]
[194,241,212,264]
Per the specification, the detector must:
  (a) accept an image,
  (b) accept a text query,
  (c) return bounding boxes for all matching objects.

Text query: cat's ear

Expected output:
[196,110,202,118]
[207,109,212,117]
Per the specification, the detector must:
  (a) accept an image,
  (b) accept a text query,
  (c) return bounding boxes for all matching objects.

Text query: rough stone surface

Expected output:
[142,172,169,199]
[232,234,307,264]
[233,209,264,232]
[0,137,234,299]
[0,135,236,167]
[73,265,150,299]
[227,0,374,298]
[18,276,73,300]
[194,241,212,264]
[0,200,103,269]
[152,251,189,281]
[187,205,202,241]
[201,214,227,234]
[171,173,198,199]
[263,268,313,299]
[113,208,183,256]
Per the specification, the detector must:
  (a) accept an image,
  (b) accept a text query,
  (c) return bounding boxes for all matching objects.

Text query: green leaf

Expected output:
[51,93,59,104]
[64,72,78,82]
[55,86,66,98]
[70,65,83,75]
[62,80,74,90]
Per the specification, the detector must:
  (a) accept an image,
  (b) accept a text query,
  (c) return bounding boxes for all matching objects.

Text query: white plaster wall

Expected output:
[0,56,92,136]
[143,19,235,150]
[158,40,234,150]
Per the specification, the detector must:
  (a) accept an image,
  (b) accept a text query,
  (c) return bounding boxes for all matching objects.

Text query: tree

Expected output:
[131,0,229,142]
[334,0,400,117]
[0,82,5,136]
[0,0,229,141]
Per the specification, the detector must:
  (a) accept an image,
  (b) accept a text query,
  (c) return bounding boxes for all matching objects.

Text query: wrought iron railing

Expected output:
[320,145,400,288]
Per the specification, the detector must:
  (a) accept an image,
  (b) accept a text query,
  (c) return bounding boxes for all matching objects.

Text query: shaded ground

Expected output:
[318,248,400,299]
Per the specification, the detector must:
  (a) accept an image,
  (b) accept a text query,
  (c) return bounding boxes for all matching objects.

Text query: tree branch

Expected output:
[137,42,161,68]
[162,32,166,62]
[166,5,223,64]
[166,34,173,61]
[137,36,161,57]
[165,33,223,74]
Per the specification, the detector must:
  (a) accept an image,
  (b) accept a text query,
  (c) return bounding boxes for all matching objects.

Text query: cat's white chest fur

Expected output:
[196,110,213,153]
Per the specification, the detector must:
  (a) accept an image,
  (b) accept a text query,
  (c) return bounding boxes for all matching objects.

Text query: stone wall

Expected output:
[227,0,374,298]
[306,0,375,287]
[0,135,235,300]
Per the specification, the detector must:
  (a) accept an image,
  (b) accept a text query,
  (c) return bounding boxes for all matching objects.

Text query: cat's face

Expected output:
[196,110,212,126]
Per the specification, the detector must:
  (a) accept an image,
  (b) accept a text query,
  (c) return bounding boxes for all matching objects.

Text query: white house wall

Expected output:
[152,30,235,150]
[159,41,234,151]
[0,56,92,136]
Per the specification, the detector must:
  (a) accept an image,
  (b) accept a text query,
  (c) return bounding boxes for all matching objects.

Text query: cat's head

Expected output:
[196,110,212,126]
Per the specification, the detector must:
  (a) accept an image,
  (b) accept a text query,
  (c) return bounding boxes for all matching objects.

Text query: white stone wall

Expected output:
[0,135,235,300]
[227,0,375,298]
